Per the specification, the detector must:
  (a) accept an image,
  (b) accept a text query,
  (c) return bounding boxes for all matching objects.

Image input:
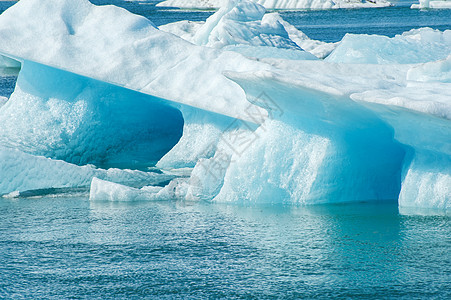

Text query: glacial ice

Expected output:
[0,55,20,68]
[159,2,336,59]
[0,0,449,210]
[89,177,189,201]
[411,0,451,9]
[159,1,319,60]
[0,146,174,196]
[0,60,184,169]
[0,96,7,108]
[156,0,391,10]
[0,0,269,120]
[407,54,451,83]
[326,28,451,64]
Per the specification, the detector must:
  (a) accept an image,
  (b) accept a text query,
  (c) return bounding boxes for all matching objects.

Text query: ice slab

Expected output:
[0,0,269,121]
[0,147,174,196]
[207,72,407,204]
[89,177,189,201]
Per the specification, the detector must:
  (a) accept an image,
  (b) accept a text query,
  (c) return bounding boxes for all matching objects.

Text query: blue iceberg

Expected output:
[0,0,449,211]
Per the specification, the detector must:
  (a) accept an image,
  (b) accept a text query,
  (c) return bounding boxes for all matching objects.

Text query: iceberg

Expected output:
[156,0,392,10]
[411,0,451,9]
[0,0,449,210]
[0,0,269,168]
[265,13,337,59]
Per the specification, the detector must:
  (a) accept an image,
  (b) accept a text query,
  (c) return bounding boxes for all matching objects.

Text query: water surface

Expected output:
[1,198,449,298]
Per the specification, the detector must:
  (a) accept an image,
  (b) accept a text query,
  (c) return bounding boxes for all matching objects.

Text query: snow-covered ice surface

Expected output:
[0,0,269,121]
[411,0,451,9]
[156,0,392,10]
[0,0,449,211]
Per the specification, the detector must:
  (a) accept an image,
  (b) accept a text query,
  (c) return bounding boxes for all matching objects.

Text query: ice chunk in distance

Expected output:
[411,0,451,9]
[326,28,451,64]
[0,60,183,169]
[156,0,390,10]
[159,10,335,59]
[192,0,300,50]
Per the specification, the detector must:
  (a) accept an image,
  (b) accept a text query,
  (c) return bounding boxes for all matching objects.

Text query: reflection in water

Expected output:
[2,198,447,298]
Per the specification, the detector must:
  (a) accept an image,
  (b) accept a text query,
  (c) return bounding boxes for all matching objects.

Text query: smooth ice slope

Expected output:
[0,55,20,68]
[157,0,391,10]
[326,28,451,64]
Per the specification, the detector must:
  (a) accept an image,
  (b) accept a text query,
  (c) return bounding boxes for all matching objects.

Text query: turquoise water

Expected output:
[0,1,450,298]
[1,198,450,298]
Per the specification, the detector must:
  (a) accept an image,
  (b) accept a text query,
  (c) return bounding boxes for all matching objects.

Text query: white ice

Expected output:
[0,0,269,120]
[411,0,451,9]
[159,1,319,60]
[0,146,174,196]
[156,0,391,10]
[326,28,451,64]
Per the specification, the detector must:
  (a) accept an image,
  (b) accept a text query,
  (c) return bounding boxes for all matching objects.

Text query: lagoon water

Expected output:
[1,198,450,298]
[0,1,450,298]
